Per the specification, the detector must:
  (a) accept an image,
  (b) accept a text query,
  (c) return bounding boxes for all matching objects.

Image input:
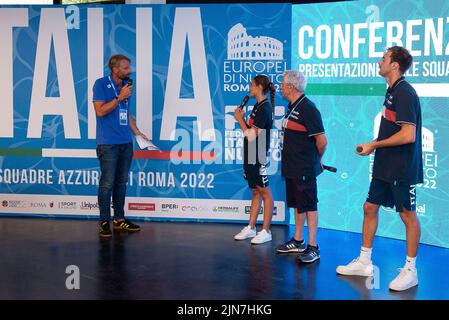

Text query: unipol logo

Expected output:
[227,23,283,60]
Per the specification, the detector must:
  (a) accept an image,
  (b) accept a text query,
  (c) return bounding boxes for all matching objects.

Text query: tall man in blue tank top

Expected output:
[93,54,149,238]
[337,46,423,292]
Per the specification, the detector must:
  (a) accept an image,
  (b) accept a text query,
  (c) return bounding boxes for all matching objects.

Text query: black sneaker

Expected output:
[297,245,320,263]
[276,238,307,253]
[113,218,141,232]
[99,220,112,238]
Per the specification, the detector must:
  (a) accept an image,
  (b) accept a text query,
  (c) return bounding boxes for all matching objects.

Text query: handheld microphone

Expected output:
[122,77,133,104]
[238,95,249,109]
[322,165,337,173]
[356,146,363,153]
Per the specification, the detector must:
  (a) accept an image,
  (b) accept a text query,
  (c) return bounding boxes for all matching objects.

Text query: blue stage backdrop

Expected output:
[292,0,449,248]
[0,3,291,224]
[1,1,448,249]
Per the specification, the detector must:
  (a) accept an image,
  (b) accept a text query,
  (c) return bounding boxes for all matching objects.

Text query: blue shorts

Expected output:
[244,164,269,189]
[367,178,416,212]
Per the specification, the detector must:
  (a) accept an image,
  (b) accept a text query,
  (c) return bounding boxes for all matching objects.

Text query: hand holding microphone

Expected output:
[355,143,375,156]
[238,95,249,109]
[234,95,249,122]
[118,78,133,102]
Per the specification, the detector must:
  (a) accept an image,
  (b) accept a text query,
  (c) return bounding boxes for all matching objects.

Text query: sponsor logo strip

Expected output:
[0,194,286,222]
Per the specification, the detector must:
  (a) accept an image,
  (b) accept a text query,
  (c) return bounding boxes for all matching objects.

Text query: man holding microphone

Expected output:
[92,54,148,238]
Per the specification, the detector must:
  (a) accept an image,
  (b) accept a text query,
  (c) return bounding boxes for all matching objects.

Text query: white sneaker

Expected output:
[234,225,256,240]
[336,258,374,276]
[389,268,418,291]
[251,229,272,244]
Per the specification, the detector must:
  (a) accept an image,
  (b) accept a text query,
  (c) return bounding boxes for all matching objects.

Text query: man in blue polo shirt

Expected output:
[93,54,148,238]
[337,46,423,291]
[276,70,328,263]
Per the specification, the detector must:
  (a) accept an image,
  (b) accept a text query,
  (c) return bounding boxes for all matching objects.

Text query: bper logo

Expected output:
[162,204,178,210]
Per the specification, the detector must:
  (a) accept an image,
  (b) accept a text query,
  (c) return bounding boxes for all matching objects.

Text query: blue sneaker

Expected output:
[276,238,307,253]
[297,245,320,263]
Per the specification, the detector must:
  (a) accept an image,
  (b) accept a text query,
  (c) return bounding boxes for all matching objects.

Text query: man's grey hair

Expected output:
[283,70,307,93]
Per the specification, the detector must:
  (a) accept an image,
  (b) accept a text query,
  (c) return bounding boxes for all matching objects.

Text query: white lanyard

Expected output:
[108,76,128,109]
[282,95,306,129]
[279,96,305,151]
[108,76,129,126]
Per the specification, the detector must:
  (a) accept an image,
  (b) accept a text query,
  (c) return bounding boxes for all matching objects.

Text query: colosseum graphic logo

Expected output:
[222,23,287,170]
[227,23,283,60]
[372,113,438,216]
[223,24,287,93]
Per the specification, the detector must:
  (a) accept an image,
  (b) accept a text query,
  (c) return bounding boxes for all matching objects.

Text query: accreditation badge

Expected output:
[279,117,288,151]
[119,108,128,126]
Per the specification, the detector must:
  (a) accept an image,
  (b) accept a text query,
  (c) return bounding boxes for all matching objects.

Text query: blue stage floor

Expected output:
[0,217,447,300]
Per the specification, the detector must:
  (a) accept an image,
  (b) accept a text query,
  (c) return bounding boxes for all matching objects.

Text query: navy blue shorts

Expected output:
[367,178,416,212]
[244,164,269,189]
[286,177,318,213]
